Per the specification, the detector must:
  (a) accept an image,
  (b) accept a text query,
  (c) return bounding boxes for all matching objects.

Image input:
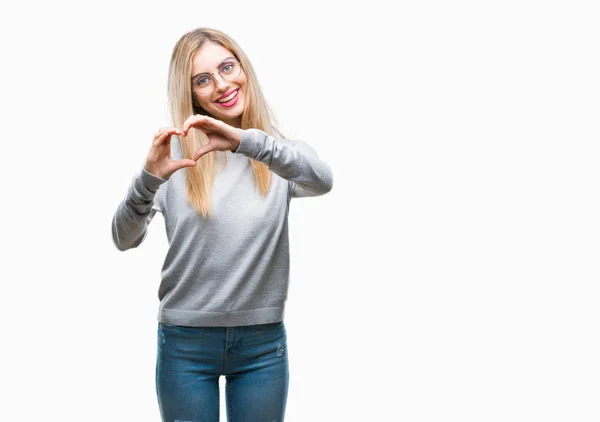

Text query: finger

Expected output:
[181,114,208,135]
[154,128,165,139]
[192,144,215,161]
[174,159,198,169]
[154,126,182,140]
[152,131,175,147]
[164,160,196,177]
[180,115,197,134]
[152,131,169,147]
[153,128,183,146]
[183,117,221,137]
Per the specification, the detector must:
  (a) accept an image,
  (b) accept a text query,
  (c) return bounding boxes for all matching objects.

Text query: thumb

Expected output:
[175,159,198,169]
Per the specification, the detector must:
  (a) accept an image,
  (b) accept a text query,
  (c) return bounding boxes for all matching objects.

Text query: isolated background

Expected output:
[1,0,599,420]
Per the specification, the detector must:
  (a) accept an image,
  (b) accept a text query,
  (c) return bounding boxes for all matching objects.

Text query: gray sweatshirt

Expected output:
[111,128,333,327]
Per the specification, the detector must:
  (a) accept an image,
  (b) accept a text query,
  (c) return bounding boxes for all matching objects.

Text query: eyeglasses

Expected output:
[191,59,242,97]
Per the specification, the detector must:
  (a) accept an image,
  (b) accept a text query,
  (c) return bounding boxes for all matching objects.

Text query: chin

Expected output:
[215,103,244,120]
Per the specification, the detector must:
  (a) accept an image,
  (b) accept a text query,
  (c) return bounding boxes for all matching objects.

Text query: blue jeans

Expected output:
[156,321,289,422]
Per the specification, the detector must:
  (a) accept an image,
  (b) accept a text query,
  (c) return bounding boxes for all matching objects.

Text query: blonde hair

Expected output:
[167,28,280,218]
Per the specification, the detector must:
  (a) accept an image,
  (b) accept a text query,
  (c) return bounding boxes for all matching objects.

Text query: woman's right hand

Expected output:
[144,127,197,179]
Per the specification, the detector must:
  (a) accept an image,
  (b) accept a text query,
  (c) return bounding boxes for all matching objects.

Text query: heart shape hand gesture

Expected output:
[181,114,243,161]
[144,115,243,180]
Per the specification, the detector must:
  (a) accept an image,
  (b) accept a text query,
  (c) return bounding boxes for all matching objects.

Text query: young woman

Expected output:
[111,27,333,421]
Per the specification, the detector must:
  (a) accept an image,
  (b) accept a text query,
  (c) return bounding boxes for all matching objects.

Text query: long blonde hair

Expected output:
[167,28,280,218]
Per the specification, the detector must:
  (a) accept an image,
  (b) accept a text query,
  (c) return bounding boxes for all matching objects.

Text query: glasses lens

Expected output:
[221,61,241,81]
[193,61,241,97]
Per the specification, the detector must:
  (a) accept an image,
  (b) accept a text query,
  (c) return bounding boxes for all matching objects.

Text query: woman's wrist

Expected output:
[230,128,243,152]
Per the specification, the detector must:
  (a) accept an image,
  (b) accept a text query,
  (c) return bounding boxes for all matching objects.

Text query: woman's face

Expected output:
[191,42,247,128]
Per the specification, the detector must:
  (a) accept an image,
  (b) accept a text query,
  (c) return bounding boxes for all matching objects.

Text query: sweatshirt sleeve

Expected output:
[233,128,334,198]
[111,167,168,251]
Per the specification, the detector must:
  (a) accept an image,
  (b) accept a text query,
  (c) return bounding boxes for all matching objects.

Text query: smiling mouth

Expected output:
[215,89,239,103]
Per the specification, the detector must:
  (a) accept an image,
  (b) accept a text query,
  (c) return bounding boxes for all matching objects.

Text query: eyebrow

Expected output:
[191,57,237,81]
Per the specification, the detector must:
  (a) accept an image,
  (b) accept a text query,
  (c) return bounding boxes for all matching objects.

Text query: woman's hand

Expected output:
[144,127,198,179]
[181,115,243,161]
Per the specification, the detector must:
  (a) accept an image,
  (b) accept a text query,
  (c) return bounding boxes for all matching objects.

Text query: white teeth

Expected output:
[217,90,238,103]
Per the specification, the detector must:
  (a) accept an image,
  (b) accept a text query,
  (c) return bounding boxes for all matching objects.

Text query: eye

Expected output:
[222,63,235,74]
[197,76,210,86]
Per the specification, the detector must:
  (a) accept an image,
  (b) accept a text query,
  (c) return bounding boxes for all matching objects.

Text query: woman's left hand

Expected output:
[181,115,243,160]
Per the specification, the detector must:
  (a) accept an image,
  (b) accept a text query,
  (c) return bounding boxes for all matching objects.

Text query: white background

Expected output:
[1,1,599,421]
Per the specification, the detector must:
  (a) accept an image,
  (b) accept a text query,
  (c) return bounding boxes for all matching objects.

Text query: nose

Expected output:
[213,72,230,93]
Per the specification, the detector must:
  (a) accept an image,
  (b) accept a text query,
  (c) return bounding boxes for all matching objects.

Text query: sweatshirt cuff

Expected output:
[140,168,168,193]
[234,128,267,158]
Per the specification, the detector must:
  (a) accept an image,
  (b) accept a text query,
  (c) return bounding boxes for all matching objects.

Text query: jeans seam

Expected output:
[227,380,232,421]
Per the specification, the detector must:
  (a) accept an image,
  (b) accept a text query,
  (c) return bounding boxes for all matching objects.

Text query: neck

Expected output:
[223,115,242,129]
